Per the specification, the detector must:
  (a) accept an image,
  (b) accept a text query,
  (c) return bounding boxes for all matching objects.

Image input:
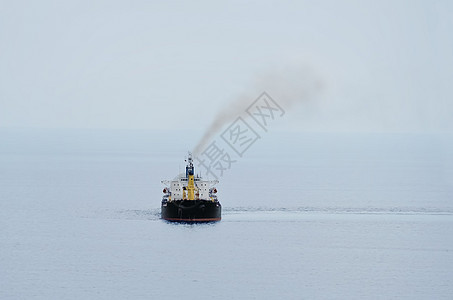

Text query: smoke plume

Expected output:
[193,64,324,156]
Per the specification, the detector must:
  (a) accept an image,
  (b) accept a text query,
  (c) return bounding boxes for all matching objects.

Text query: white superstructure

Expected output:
[161,153,218,201]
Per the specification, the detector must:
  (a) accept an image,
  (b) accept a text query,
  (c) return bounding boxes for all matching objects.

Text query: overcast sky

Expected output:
[1,0,452,132]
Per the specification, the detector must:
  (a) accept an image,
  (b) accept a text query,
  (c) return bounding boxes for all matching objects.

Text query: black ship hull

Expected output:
[161,199,221,222]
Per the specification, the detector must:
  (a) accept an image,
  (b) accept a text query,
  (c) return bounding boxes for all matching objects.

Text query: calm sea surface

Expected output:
[1,129,452,299]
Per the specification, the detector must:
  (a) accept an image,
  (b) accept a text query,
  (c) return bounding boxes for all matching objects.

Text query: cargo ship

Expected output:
[161,153,221,222]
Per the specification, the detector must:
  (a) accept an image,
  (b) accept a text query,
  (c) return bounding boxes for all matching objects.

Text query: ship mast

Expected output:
[186,152,195,200]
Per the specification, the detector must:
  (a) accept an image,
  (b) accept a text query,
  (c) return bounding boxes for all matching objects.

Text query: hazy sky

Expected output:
[1,0,452,132]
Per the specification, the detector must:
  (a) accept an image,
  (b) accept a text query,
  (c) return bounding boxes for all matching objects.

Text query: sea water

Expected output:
[1,129,452,299]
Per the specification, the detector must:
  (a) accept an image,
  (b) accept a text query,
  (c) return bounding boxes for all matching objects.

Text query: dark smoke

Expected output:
[193,64,324,156]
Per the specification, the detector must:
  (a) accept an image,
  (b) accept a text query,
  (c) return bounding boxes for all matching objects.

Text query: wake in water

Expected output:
[99,206,453,222]
[81,206,453,223]
[223,206,453,215]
